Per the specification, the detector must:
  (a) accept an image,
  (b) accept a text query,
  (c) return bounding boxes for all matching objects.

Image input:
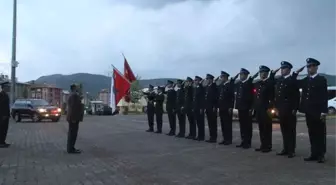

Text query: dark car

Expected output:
[96,105,113,115]
[11,99,62,122]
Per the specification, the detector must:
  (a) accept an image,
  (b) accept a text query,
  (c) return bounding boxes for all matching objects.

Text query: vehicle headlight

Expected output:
[38,108,47,113]
[57,108,62,112]
[271,109,275,114]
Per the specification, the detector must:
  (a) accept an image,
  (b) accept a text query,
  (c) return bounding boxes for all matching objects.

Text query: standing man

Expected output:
[254,66,277,153]
[275,61,300,158]
[193,76,205,141]
[204,74,218,143]
[294,58,328,163]
[66,84,82,154]
[218,71,238,145]
[143,84,156,132]
[184,77,196,140]
[0,81,10,148]
[235,68,258,149]
[165,80,176,136]
[154,86,165,134]
[175,79,186,138]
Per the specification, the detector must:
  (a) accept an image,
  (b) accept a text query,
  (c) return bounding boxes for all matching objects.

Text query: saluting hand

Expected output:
[295,65,306,73]
[233,73,239,80]
[251,72,259,79]
[271,67,281,74]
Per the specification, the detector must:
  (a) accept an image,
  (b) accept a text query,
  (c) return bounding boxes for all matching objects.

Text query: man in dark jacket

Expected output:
[66,84,82,154]
[235,68,258,149]
[175,79,186,138]
[254,66,277,153]
[218,71,238,145]
[0,81,10,148]
[193,76,205,141]
[154,86,165,134]
[275,61,300,158]
[184,77,196,139]
[165,80,177,136]
[143,84,156,132]
[204,74,218,143]
[294,58,328,163]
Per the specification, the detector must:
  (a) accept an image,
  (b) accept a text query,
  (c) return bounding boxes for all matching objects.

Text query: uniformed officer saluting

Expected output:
[218,71,239,145]
[143,84,156,132]
[154,86,165,134]
[254,65,277,153]
[164,80,177,136]
[235,68,258,149]
[184,77,196,140]
[175,79,186,138]
[275,61,300,158]
[66,84,82,154]
[294,58,328,163]
[0,81,11,148]
[204,74,218,143]
[193,76,205,141]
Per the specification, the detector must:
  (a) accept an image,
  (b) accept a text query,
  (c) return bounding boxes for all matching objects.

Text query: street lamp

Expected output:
[10,0,18,104]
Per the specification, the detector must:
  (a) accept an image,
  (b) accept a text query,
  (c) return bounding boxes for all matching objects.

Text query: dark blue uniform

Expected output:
[184,77,196,139]
[143,85,156,132]
[0,82,10,148]
[193,76,205,141]
[175,80,186,137]
[154,87,165,133]
[164,80,177,136]
[204,74,218,143]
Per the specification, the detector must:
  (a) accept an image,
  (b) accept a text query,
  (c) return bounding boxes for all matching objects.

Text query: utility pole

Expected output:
[10,0,18,104]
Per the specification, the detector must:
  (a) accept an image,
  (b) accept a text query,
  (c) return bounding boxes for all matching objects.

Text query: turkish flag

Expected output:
[124,57,136,82]
[113,68,131,105]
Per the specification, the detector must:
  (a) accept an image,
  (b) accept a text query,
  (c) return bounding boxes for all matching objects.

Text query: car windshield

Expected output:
[31,99,49,106]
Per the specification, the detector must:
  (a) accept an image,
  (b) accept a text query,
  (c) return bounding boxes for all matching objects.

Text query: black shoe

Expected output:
[218,141,225,145]
[255,147,263,152]
[223,141,232,145]
[185,135,193,139]
[146,129,154,132]
[155,131,162,134]
[0,143,10,148]
[166,132,175,136]
[262,148,272,153]
[276,150,288,156]
[194,137,204,141]
[304,156,318,161]
[317,156,325,163]
[242,144,251,149]
[67,149,81,154]
[288,153,296,158]
[205,139,216,143]
[236,143,243,148]
[176,134,185,138]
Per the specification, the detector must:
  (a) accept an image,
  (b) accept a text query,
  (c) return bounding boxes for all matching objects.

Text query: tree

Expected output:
[129,75,142,103]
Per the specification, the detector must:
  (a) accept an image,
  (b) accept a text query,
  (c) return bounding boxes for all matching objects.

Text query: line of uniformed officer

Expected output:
[143,57,327,163]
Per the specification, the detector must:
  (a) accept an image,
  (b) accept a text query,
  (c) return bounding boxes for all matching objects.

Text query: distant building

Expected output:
[0,74,31,100]
[98,89,110,105]
[30,83,62,106]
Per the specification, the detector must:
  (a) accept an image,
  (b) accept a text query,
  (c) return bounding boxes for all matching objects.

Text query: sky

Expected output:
[0,0,335,81]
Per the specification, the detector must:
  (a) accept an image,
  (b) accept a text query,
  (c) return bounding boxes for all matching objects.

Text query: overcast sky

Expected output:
[0,0,335,81]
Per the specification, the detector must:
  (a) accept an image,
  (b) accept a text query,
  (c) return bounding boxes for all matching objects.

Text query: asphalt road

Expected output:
[0,115,335,185]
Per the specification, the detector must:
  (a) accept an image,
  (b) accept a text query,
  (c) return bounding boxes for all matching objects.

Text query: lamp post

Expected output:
[10,0,18,104]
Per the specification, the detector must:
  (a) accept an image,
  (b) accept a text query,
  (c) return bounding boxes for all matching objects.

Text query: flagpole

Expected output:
[111,64,131,84]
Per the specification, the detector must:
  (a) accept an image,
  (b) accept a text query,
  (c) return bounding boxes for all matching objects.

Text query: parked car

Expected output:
[96,105,113,115]
[328,97,336,115]
[11,99,62,122]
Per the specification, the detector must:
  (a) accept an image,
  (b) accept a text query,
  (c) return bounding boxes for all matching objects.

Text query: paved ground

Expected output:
[0,115,335,185]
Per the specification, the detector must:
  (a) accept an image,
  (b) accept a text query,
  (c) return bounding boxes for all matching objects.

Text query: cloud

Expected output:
[0,0,334,81]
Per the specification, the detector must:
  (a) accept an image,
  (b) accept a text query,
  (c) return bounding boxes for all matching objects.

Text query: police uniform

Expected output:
[0,81,10,148]
[143,84,156,132]
[66,84,82,154]
[235,68,254,149]
[184,77,196,139]
[154,86,165,133]
[175,79,186,137]
[294,58,328,163]
[164,80,177,136]
[275,61,299,158]
[193,76,205,141]
[254,66,276,153]
[205,74,218,143]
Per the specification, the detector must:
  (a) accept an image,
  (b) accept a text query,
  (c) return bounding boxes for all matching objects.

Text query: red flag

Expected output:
[123,56,136,82]
[113,67,131,105]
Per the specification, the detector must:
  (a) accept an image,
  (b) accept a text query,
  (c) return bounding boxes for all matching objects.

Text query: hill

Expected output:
[34,73,336,95]
[34,73,177,95]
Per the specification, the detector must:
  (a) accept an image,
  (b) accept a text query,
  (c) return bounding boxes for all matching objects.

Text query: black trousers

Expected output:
[278,109,297,154]
[219,108,233,142]
[67,121,79,151]
[255,108,272,149]
[156,110,163,132]
[238,109,253,146]
[305,111,326,157]
[167,110,176,134]
[177,110,186,136]
[186,109,196,137]
[194,109,205,139]
[206,108,217,140]
[0,117,9,144]
[147,106,155,130]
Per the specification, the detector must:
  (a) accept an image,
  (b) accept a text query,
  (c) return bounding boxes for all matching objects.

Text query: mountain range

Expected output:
[34,73,336,95]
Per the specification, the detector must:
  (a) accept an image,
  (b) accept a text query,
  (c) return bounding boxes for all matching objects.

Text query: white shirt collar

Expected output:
[242,77,249,83]
[310,73,318,78]
[284,74,291,79]
[167,87,174,90]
